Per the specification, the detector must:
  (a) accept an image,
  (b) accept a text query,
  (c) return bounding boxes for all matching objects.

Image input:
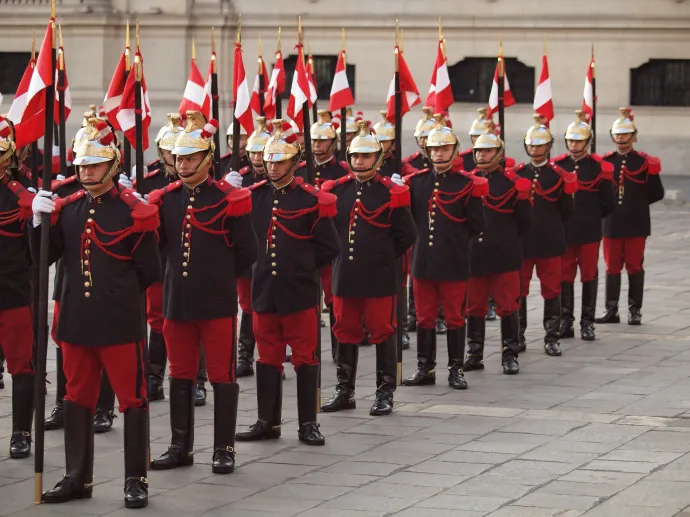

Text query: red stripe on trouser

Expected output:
[146,282,164,333]
[0,306,34,375]
[466,271,521,318]
[319,265,333,308]
[254,308,319,372]
[237,276,253,313]
[520,257,562,299]
[332,295,396,345]
[561,242,600,283]
[413,278,467,329]
[51,301,61,346]
[603,237,646,275]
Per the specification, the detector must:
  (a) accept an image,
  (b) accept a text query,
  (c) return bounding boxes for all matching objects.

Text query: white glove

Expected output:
[27,187,37,194]
[132,191,148,202]
[56,174,66,181]
[391,173,405,186]
[131,165,148,178]
[118,174,134,189]
[225,170,243,189]
[32,190,56,227]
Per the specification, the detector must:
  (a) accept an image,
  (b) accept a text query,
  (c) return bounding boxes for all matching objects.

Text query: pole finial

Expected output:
[298,16,302,45]
[126,20,130,48]
[192,37,196,61]
[499,33,503,56]
[211,26,215,53]
[135,19,140,50]
[258,35,262,57]
[50,0,56,18]
[278,27,282,52]
[439,16,443,41]
[395,19,399,47]
[237,14,242,44]
[342,28,345,52]
[544,34,547,56]
[58,25,64,71]
[31,30,35,59]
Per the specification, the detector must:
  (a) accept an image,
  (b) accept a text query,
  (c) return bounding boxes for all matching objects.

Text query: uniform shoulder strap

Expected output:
[458,148,472,157]
[298,177,337,218]
[51,174,79,191]
[214,180,253,217]
[338,160,351,172]
[7,180,35,221]
[147,179,184,206]
[239,165,252,176]
[636,151,662,174]
[591,154,614,179]
[298,160,307,169]
[402,151,421,164]
[144,168,161,180]
[513,162,527,174]
[321,173,354,193]
[377,174,411,208]
[52,189,87,225]
[119,188,160,232]
[505,156,516,168]
[469,173,489,198]
[603,151,616,159]
[402,167,430,183]
[552,153,569,163]
[249,179,268,192]
[220,151,232,160]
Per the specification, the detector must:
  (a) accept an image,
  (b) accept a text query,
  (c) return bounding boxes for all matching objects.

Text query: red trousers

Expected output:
[0,306,34,375]
[333,295,396,344]
[237,276,253,314]
[603,237,646,275]
[254,308,319,372]
[413,279,466,329]
[146,282,164,333]
[51,301,61,346]
[521,257,562,300]
[163,318,236,383]
[562,242,600,283]
[319,265,333,308]
[62,341,147,413]
[467,271,521,318]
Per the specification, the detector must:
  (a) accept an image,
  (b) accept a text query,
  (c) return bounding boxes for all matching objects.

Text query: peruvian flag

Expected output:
[250,55,269,120]
[179,58,206,119]
[286,44,310,132]
[329,50,354,111]
[103,51,127,130]
[264,50,285,120]
[307,54,318,104]
[487,59,516,117]
[533,54,554,123]
[7,57,36,126]
[385,48,420,123]
[201,55,215,122]
[424,40,453,114]
[116,51,152,150]
[582,58,595,123]
[233,42,254,135]
[54,45,72,124]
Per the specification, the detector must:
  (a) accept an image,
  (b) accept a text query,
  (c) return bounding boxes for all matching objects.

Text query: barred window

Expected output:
[281,55,355,101]
[630,59,690,107]
[447,57,535,104]
[0,52,32,96]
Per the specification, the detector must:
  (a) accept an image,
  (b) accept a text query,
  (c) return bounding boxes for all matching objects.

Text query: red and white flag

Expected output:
[533,54,554,123]
[424,40,453,114]
[7,57,36,126]
[54,45,72,124]
[307,54,318,105]
[329,50,354,112]
[487,59,516,118]
[116,51,152,150]
[250,55,269,120]
[263,50,285,120]
[201,55,215,121]
[179,58,206,118]
[385,48,420,123]
[103,51,127,130]
[582,58,595,123]
[286,44,311,132]
[233,42,254,135]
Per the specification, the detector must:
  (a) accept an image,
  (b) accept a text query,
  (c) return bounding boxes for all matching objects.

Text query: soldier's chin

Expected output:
[80,180,100,186]
[177,171,195,179]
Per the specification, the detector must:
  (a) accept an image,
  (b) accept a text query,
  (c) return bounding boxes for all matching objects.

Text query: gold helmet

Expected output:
[469,107,491,136]
[310,110,337,140]
[82,104,98,128]
[374,110,395,142]
[173,111,217,155]
[226,121,248,136]
[73,118,121,184]
[610,107,637,141]
[155,113,184,152]
[246,116,273,153]
[347,120,384,172]
[565,110,592,142]
[263,119,300,163]
[414,107,436,138]
[0,115,16,166]
[473,124,505,171]
[336,107,359,135]
[426,114,460,166]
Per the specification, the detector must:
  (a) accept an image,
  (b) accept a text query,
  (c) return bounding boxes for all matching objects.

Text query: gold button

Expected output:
[271,253,276,257]
[478,238,483,242]
[272,271,277,276]
[272,216,277,221]
[87,218,93,223]
[86,239,91,245]
[433,188,439,193]
[575,165,579,170]
[274,199,279,204]
[86,228,92,234]
[430,219,434,224]
[352,223,357,227]
[316,172,321,177]
[183,272,188,277]
[271,244,276,248]
[429,235,434,240]
[618,201,623,205]
[354,207,359,212]
[184,243,189,248]
[183,262,188,267]
[356,199,360,203]
[349,248,354,252]
[622,160,626,165]
[186,224,191,229]
[357,191,362,196]
[434,182,440,187]
[187,205,193,209]
[190,197,195,202]
[186,214,191,220]
[350,231,355,235]
[183,252,188,258]
[272,207,277,211]
[432,204,436,208]
[534,174,539,178]
[349,256,353,260]
[83,260,89,265]
[84,282,90,287]
[430,227,434,231]
[89,209,95,214]
[84,271,89,276]
[184,233,189,238]
[85,250,90,255]
[84,292,90,298]
[428,242,433,247]
[271,262,276,267]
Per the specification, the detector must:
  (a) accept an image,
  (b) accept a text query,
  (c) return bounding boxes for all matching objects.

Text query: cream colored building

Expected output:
[1,0,689,171]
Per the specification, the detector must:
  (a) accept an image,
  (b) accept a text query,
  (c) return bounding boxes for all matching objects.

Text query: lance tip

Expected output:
[50,0,56,18]
[135,18,140,49]
[31,30,35,58]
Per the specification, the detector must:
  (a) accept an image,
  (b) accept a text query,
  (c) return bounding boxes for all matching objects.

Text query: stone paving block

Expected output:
[581,500,679,517]
[536,480,628,498]
[512,492,601,512]
[559,423,651,444]
[219,495,321,515]
[445,479,534,499]
[393,509,488,517]
[420,405,524,418]
[317,461,403,477]
[318,493,414,513]
[379,471,463,488]
[435,449,516,465]
[406,460,493,477]
[499,418,588,436]
[351,480,444,499]
[297,510,387,517]
[519,447,600,466]
[286,472,381,487]
[257,482,354,501]
[415,494,510,512]
[482,460,578,485]
[605,480,690,509]
[258,451,349,467]
[598,448,683,464]
[581,460,661,474]
[396,431,477,445]
[558,469,646,485]
[622,430,690,452]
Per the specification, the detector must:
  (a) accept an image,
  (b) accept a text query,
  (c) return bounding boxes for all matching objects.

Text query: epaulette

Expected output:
[298,179,337,218]
[147,180,184,205]
[552,153,569,163]
[147,159,161,169]
[458,148,473,156]
[220,152,232,160]
[513,176,532,200]
[239,165,252,176]
[503,167,517,181]
[505,156,516,168]
[298,160,307,169]
[603,151,616,159]
[249,179,268,192]
[513,162,527,173]
[118,188,160,233]
[51,174,79,192]
[402,151,421,164]
[402,167,430,183]
[470,174,489,198]
[53,190,87,225]
[637,152,662,175]
[7,180,35,221]
[213,181,253,217]
[338,160,350,172]
[321,173,354,193]
[591,154,614,179]
[562,170,578,194]
[144,168,161,180]
[378,174,411,209]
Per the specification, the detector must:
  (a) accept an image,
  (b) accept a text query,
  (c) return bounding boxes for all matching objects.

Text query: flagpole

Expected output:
[211,27,221,178]
[57,25,67,177]
[394,21,404,387]
[29,31,40,190]
[498,35,506,153]
[231,17,242,173]
[258,37,265,116]
[123,21,132,178]
[134,23,145,192]
[34,2,57,503]
[591,44,597,154]
[276,27,282,118]
[308,43,317,122]
[340,28,347,161]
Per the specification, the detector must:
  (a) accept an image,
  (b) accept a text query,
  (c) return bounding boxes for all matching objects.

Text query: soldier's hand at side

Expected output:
[225,170,243,189]
[32,189,57,227]
[391,173,405,186]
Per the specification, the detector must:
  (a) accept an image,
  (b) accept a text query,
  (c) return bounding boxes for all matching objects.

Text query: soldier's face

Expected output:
[160,149,176,173]
[79,161,112,191]
[249,151,265,172]
[267,159,295,186]
[475,148,499,169]
[567,139,588,157]
[227,135,248,157]
[176,151,210,185]
[430,144,455,166]
[351,152,378,180]
[614,133,635,152]
[527,144,549,160]
[312,139,334,157]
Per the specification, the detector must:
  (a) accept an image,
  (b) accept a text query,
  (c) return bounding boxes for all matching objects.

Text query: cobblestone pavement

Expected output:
[1,202,690,516]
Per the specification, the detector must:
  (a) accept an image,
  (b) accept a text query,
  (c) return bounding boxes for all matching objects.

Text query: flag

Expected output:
[263,50,285,120]
[233,42,254,135]
[179,58,206,118]
[385,48,420,123]
[582,58,595,123]
[329,50,354,111]
[250,55,269,119]
[54,45,72,124]
[424,40,453,114]
[116,51,152,150]
[487,59,516,117]
[533,54,554,123]
[201,54,214,121]
[7,57,36,125]
[307,54,318,104]
[286,44,310,132]
[103,51,127,130]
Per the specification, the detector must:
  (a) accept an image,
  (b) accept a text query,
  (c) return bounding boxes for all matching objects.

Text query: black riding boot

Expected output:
[559,282,575,338]
[628,271,645,325]
[408,283,417,332]
[0,348,4,389]
[596,273,621,324]
[236,313,256,377]
[486,297,497,321]
[123,407,149,508]
[329,307,338,362]
[297,364,325,445]
[580,279,598,341]
[435,306,447,335]
[501,311,520,375]
[543,296,563,357]
[45,346,67,430]
[148,330,166,401]
[463,316,486,371]
[150,378,195,470]
[321,344,358,412]
[212,382,240,473]
[447,327,468,390]
[518,296,527,352]
[10,373,34,458]
[195,347,208,406]
[402,327,436,386]
[94,372,116,433]
[370,336,396,416]
[236,362,283,441]
[43,401,94,503]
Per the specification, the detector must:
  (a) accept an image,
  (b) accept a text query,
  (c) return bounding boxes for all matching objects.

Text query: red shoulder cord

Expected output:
[266,203,320,252]
[619,160,649,186]
[578,171,608,193]
[533,176,565,202]
[0,208,25,237]
[184,197,234,267]
[483,182,516,214]
[349,197,391,243]
[429,180,473,224]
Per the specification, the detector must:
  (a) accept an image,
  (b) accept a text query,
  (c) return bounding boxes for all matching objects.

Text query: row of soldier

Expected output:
[0,102,662,509]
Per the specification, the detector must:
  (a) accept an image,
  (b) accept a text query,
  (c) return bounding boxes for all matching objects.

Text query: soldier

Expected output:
[515,115,577,357]
[220,122,250,176]
[373,111,397,178]
[553,110,615,341]
[148,111,256,475]
[464,128,532,375]
[236,120,339,445]
[395,116,485,389]
[32,120,160,507]
[596,108,664,326]
[0,116,36,459]
[320,121,416,415]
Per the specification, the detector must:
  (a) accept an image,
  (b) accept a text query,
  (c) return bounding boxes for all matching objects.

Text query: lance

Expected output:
[34,1,58,502]
[394,22,404,386]
[591,44,597,154]
[211,27,221,178]
[498,35,506,152]
[123,21,132,178]
[134,22,145,192]
[308,43,317,122]
[57,25,67,178]
[340,28,347,161]
[231,16,242,173]
[258,37,265,116]
[276,27,283,118]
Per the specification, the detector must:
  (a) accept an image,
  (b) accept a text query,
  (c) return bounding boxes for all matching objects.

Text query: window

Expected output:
[281,54,355,101]
[0,52,32,96]
[447,57,534,104]
[630,59,690,107]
